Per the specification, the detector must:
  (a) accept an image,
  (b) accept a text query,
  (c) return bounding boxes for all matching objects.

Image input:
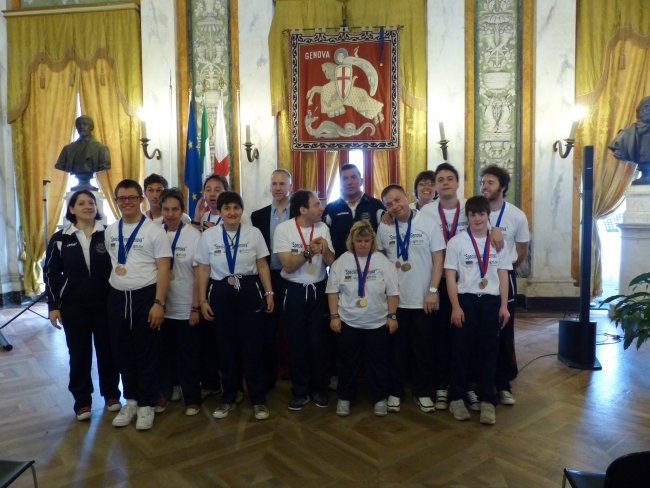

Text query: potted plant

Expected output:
[601,272,650,350]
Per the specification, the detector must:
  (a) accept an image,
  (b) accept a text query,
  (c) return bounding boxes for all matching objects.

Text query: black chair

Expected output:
[0,460,38,488]
[562,451,650,488]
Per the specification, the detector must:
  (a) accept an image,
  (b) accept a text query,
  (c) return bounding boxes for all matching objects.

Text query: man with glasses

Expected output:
[105,179,172,431]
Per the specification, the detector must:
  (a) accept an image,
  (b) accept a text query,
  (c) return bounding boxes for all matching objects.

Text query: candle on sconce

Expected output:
[141,120,147,139]
[568,120,579,140]
[245,124,251,144]
[439,120,446,141]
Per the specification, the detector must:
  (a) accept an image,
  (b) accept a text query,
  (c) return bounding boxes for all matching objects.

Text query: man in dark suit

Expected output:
[251,169,293,389]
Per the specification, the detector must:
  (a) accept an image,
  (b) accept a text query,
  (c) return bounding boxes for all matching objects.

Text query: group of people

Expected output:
[44,160,529,430]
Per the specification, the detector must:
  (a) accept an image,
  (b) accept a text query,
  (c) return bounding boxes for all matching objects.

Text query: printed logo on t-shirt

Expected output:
[336,211,350,216]
[360,212,371,221]
[64,242,78,248]
[95,242,106,253]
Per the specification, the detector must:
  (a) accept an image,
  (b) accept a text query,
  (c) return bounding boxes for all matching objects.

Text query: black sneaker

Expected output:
[288,395,311,411]
[312,392,329,408]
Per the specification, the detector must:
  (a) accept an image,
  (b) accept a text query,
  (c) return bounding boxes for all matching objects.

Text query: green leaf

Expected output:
[630,272,650,288]
[600,294,625,306]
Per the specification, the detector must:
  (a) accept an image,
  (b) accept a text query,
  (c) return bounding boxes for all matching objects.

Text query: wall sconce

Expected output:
[243,124,259,162]
[554,105,586,159]
[438,120,449,162]
[137,108,162,160]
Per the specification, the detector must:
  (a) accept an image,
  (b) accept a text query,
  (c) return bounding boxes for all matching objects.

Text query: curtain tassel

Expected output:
[19,227,27,261]
[100,67,106,86]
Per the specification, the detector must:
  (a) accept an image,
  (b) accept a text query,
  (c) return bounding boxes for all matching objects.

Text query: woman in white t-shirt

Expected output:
[196,191,275,421]
[409,170,437,211]
[155,189,203,416]
[326,221,400,418]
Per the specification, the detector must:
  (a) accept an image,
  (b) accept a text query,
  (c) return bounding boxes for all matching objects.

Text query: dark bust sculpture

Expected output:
[55,115,111,191]
[608,96,650,185]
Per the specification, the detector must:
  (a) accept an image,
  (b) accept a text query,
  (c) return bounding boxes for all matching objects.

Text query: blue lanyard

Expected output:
[489,202,506,228]
[415,202,420,210]
[354,251,372,298]
[394,211,413,262]
[223,224,241,275]
[164,223,183,271]
[118,215,146,265]
[208,211,222,225]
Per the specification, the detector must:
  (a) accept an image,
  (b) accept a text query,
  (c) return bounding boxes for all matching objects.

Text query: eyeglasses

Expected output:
[115,196,141,203]
[418,181,435,187]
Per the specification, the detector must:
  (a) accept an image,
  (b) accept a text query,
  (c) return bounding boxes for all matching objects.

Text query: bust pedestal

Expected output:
[618,185,650,295]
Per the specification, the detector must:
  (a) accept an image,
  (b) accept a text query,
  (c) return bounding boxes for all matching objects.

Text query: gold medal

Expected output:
[401,262,412,272]
[307,266,315,274]
[115,265,127,276]
[395,261,401,269]
[479,278,488,289]
[359,298,368,308]
[169,270,175,281]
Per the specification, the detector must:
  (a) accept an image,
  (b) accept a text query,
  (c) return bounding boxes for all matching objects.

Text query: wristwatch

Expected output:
[429,286,438,294]
[154,299,166,307]
[387,313,397,320]
[303,249,312,260]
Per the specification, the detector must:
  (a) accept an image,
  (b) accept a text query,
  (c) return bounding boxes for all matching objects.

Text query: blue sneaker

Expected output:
[288,395,311,411]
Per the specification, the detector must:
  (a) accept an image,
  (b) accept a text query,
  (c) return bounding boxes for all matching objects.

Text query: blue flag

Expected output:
[184,94,202,209]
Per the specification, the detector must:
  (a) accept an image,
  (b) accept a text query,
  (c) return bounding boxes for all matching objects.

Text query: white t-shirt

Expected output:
[421,198,469,244]
[201,210,252,226]
[408,201,432,211]
[148,212,192,227]
[105,216,173,291]
[377,211,446,309]
[164,224,201,320]
[195,223,269,280]
[444,231,512,296]
[488,202,530,264]
[273,218,333,284]
[326,252,399,329]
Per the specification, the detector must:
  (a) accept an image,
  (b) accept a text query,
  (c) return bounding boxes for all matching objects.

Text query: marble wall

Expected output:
[237,0,277,212]
[426,0,465,196]
[140,0,179,186]
[0,0,22,303]
[527,0,579,298]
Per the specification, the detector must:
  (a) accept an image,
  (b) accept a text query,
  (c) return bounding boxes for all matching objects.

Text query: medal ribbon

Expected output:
[489,201,506,228]
[223,224,241,275]
[467,228,491,279]
[354,251,372,298]
[394,211,413,263]
[439,201,460,244]
[295,219,314,264]
[164,223,183,271]
[118,215,146,265]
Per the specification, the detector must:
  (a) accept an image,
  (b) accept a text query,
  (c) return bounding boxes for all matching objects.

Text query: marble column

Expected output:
[0,0,23,305]
[427,0,466,194]
[618,185,650,295]
[238,0,277,213]
[526,0,579,299]
[140,0,179,186]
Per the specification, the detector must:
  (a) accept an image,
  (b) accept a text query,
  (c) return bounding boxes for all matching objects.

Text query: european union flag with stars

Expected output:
[184,94,202,208]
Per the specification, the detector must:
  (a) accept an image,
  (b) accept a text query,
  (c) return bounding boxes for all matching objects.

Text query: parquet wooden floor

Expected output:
[1,303,650,487]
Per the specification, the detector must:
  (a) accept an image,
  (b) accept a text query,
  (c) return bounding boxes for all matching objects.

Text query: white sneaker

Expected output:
[213,403,237,419]
[135,406,155,430]
[185,404,200,416]
[387,395,401,412]
[374,400,388,417]
[449,399,471,421]
[480,402,496,425]
[328,375,338,391]
[112,400,137,427]
[466,390,481,411]
[254,404,270,420]
[171,385,182,402]
[336,399,350,417]
[499,390,516,405]
[414,396,435,413]
[435,389,448,410]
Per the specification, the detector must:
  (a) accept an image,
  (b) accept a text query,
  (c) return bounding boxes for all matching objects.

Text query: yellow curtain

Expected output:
[80,58,143,218]
[269,0,427,193]
[575,0,650,297]
[13,65,75,295]
[325,151,339,201]
[6,8,143,292]
[372,151,390,200]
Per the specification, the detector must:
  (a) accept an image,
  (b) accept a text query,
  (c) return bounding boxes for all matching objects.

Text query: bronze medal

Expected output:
[115,265,127,276]
[395,261,401,269]
[401,262,412,272]
[307,266,315,274]
[169,270,175,281]
[227,276,236,286]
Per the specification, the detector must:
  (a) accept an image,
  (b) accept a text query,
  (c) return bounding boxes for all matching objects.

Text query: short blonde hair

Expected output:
[346,220,378,253]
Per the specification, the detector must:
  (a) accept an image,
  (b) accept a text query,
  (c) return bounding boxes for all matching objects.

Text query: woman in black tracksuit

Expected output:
[44,190,121,420]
